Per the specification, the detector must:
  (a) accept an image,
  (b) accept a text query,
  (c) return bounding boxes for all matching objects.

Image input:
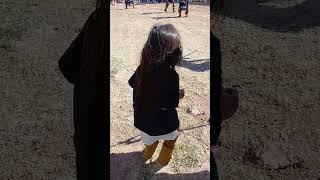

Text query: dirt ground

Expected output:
[212,0,320,179]
[1,0,95,179]
[110,2,210,180]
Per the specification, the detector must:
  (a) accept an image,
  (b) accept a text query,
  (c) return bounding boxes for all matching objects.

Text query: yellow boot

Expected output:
[157,140,176,166]
[143,141,159,160]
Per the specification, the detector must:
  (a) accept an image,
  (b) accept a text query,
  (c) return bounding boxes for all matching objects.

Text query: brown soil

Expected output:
[212,0,320,179]
[1,0,95,179]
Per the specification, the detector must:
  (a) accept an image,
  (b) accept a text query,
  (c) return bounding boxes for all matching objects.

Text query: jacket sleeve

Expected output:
[58,32,83,84]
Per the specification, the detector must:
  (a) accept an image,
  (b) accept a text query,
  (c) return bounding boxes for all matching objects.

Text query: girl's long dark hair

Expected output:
[136,24,182,110]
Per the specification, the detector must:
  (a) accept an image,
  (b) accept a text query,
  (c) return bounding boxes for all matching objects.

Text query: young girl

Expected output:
[125,0,134,9]
[128,24,184,166]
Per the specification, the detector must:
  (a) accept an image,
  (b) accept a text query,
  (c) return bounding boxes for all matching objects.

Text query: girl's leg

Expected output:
[143,140,159,159]
[157,138,177,166]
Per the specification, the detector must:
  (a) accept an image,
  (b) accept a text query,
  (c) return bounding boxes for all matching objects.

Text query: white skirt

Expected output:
[140,130,179,145]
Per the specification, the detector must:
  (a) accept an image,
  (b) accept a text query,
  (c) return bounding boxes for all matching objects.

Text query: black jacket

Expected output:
[129,65,180,136]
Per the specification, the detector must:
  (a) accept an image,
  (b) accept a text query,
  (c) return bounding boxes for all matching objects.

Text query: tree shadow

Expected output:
[142,11,167,15]
[110,151,210,180]
[179,58,210,72]
[152,16,180,20]
[223,0,320,32]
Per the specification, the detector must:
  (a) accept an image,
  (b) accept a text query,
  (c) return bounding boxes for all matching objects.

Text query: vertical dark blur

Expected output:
[63,0,109,179]
[211,32,222,146]
[211,1,223,179]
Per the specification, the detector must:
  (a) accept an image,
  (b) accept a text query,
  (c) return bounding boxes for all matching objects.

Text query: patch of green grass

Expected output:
[170,143,200,173]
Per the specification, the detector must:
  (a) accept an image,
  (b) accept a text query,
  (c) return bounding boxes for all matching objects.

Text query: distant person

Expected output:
[128,23,184,166]
[58,0,107,179]
[164,0,175,12]
[178,0,189,17]
[125,0,134,9]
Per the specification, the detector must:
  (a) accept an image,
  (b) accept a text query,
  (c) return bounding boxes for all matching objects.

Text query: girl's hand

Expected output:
[179,89,185,99]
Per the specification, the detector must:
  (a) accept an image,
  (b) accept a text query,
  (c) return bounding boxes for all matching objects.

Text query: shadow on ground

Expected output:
[224,0,320,32]
[111,135,141,147]
[110,151,210,180]
[142,11,167,15]
[179,58,210,72]
[152,16,180,20]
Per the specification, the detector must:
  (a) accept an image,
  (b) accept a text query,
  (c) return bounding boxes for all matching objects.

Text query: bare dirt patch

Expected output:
[213,0,320,179]
[1,0,95,179]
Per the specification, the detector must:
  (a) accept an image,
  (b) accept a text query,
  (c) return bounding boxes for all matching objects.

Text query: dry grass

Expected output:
[171,143,200,173]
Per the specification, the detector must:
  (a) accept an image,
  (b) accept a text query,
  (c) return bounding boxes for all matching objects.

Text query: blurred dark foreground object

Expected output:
[211,1,227,179]
[58,1,108,179]
[211,29,239,180]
